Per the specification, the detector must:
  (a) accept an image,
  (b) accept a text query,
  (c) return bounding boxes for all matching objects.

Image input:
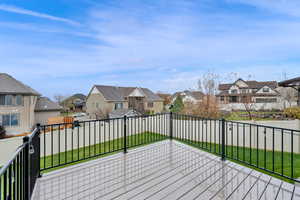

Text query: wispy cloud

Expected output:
[0,4,80,26]
[228,0,300,17]
[1,0,300,97]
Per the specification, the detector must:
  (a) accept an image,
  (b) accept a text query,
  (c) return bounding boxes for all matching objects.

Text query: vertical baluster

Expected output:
[281,129,284,175]
[291,130,294,179]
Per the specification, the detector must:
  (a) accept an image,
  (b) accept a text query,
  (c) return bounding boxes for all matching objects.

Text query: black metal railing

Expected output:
[1,112,300,200]
[171,113,300,183]
[39,113,170,171]
[0,126,40,200]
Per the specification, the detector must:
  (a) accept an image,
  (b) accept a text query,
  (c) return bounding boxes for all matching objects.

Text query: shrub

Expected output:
[284,107,300,119]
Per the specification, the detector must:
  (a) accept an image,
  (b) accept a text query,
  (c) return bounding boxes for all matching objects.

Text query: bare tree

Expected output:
[93,108,109,119]
[193,72,221,118]
[241,95,255,120]
[278,87,296,108]
[54,94,68,105]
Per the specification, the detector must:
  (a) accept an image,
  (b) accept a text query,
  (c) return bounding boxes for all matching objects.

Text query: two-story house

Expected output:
[86,85,164,119]
[0,73,61,135]
[217,78,296,111]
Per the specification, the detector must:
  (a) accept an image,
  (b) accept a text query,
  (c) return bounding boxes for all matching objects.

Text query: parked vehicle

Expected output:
[0,125,6,139]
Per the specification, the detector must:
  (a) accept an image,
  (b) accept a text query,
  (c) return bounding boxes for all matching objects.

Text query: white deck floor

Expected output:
[32,140,300,200]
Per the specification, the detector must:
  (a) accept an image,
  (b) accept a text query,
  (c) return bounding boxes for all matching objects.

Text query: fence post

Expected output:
[170,112,173,140]
[221,119,226,161]
[123,115,127,153]
[23,136,30,200]
[36,124,41,178]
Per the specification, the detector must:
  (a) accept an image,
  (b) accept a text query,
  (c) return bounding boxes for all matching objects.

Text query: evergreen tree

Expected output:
[171,96,184,113]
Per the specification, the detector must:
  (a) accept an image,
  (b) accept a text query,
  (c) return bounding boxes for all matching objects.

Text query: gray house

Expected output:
[0,73,61,136]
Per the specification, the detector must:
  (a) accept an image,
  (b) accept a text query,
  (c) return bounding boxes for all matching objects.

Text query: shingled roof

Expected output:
[172,90,204,100]
[0,73,40,95]
[219,79,278,90]
[93,85,162,102]
[35,97,62,112]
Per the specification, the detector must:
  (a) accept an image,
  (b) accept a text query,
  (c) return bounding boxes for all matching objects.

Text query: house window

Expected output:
[263,88,270,93]
[241,89,247,94]
[229,96,238,103]
[16,95,23,106]
[0,95,5,105]
[5,95,13,105]
[256,98,277,103]
[220,96,225,101]
[0,113,20,127]
[231,89,238,94]
[0,95,23,106]
[115,103,123,110]
[148,102,154,108]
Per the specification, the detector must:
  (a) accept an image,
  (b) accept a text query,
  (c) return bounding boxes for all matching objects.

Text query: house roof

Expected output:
[172,90,204,100]
[93,85,162,102]
[62,93,86,104]
[219,79,278,90]
[35,97,62,112]
[0,73,40,95]
[278,77,300,87]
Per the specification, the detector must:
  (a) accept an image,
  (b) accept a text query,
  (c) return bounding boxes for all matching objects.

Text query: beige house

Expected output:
[0,73,61,135]
[217,78,297,111]
[86,85,164,118]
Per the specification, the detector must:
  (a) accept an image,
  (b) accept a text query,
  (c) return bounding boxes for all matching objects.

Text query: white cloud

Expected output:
[0,4,80,26]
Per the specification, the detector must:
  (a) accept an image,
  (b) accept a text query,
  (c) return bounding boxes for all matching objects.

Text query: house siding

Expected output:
[35,111,61,125]
[0,95,37,135]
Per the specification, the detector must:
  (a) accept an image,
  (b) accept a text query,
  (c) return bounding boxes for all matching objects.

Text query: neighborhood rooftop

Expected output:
[218,79,278,90]
[35,97,62,112]
[0,73,40,95]
[93,85,162,101]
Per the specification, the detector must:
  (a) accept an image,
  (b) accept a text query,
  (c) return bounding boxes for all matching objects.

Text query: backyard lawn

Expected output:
[177,137,300,183]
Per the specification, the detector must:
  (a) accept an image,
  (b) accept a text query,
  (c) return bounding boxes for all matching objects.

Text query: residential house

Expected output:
[62,93,86,112]
[86,85,164,119]
[0,73,61,135]
[217,78,297,111]
[171,90,204,104]
[35,97,62,125]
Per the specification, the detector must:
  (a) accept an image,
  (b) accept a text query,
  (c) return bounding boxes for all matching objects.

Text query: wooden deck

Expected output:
[32,140,300,200]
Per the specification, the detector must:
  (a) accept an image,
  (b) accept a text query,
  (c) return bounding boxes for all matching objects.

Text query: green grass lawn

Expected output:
[225,111,281,121]
[41,132,168,173]
[176,137,300,183]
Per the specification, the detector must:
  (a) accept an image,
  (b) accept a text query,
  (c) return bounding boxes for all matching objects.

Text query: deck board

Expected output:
[32,140,300,200]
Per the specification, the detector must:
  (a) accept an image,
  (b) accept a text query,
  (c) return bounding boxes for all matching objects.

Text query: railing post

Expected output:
[123,115,127,153]
[170,112,173,140]
[36,124,41,178]
[23,136,30,200]
[221,118,226,161]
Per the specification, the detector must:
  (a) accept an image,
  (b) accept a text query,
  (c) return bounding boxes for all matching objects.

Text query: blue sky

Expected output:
[1,0,300,98]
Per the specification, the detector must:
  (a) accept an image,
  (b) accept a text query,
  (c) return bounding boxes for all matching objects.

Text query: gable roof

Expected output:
[219,79,278,90]
[172,90,204,100]
[93,85,162,102]
[279,77,300,87]
[0,73,40,95]
[35,97,62,112]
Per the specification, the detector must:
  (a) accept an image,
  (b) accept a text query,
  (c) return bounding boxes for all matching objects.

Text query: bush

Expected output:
[284,107,300,119]
[0,125,6,139]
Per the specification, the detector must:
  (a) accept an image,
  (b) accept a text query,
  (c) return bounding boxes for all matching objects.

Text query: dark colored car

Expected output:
[0,125,6,139]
